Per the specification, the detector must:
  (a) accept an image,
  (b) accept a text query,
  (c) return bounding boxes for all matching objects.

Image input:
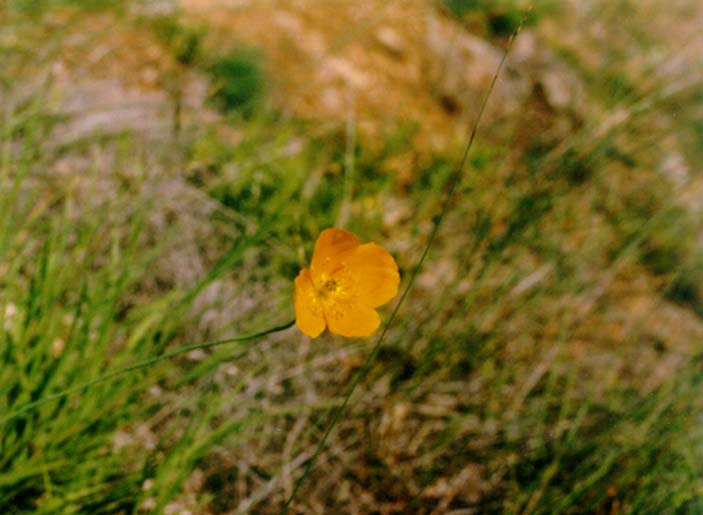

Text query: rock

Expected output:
[376,26,405,57]
[659,150,690,189]
[540,67,574,109]
[53,80,170,144]
[426,18,587,125]
[320,56,372,89]
[510,32,587,115]
[425,14,531,123]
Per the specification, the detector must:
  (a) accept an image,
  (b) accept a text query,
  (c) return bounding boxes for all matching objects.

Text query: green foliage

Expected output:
[0,95,290,514]
[666,266,703,317]
[7,0,123,13]
[208,48,266,117]
[440,0,550,36]
[442,0,482,18]
[1,115,154,514]
[2,3,702,514]
[149,15,205,66]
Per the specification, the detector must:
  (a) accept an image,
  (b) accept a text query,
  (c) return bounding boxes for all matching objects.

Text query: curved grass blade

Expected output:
[1,319,294,425]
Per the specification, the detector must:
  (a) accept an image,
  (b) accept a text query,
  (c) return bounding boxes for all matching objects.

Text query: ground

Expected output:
[1,0,702,514]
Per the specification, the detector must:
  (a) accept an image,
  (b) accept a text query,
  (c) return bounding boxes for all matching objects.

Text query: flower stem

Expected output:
[1,319,295,424]
[281,22,524,515]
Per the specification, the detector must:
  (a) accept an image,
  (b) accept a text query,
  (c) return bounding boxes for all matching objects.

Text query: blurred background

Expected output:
[1,0,702,513]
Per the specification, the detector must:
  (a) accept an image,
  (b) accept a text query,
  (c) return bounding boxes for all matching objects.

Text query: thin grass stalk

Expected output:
[280,18,524,515]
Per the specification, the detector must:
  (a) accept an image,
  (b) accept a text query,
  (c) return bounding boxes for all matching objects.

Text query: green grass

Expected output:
[5,0,125,15]
[207,49,266,118]
[148,15,204,67]
[439,0,554,37]
[1,2,702,514]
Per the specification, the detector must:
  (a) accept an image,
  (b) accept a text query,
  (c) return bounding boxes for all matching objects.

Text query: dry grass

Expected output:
[1,1,702,514]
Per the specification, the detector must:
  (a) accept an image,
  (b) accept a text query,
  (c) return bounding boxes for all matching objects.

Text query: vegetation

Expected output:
[1,1,701,514]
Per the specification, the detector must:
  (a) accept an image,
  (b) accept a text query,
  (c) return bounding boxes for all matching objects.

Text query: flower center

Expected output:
[315,275,340,299]
[323,278,338,292]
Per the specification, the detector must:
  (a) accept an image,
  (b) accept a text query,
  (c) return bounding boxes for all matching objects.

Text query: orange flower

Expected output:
[294,228,400,338]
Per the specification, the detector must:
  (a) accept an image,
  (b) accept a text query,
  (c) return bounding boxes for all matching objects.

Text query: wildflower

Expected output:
[295,228,400,338]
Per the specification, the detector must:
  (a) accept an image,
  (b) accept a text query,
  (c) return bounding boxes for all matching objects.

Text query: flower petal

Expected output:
[325,300,381,337]
[335,243,399,308]
[311,228,359,278]
[294,268,326,338]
